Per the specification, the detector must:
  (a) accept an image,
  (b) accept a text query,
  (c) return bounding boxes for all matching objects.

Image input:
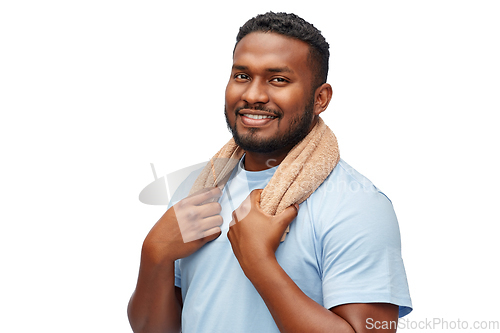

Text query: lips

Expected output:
[238,110,278,127]
[242,114,276,120]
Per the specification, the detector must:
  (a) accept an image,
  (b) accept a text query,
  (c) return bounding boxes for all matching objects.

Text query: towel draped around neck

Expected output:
[189,117,340,241]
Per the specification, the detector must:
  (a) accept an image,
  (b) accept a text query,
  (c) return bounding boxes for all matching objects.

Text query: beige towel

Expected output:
[189,117,340,241]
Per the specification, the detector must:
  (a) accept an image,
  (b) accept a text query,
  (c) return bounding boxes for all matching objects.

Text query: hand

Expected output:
[227,189,298,276]
[142,187,223,265]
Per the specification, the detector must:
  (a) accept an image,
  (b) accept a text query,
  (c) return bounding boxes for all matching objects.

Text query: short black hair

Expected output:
[236,12,329,90]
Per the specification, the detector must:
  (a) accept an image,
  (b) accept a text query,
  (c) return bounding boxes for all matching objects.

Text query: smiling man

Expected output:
[128,12,412,333]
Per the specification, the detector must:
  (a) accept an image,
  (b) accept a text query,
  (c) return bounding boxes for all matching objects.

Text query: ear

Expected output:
[313,83,333,116]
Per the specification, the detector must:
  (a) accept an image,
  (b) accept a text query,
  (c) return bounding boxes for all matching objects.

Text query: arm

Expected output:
[228,190,399,333]
[127,254,182,333]
[128,187,223,333]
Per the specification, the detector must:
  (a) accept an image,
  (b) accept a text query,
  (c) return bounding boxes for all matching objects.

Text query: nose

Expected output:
[241,79,269,105]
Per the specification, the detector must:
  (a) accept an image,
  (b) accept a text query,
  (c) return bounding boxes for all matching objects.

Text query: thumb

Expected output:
[275,203,299,227]
[250,189,263,206]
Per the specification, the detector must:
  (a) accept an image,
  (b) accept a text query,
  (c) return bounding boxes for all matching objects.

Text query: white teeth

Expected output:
[243,114,275,120]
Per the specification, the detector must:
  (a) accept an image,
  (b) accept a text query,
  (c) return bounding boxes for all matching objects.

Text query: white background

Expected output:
[1,1,499,332]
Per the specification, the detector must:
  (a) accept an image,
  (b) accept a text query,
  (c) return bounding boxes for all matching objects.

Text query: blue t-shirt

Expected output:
[171,158,412,332]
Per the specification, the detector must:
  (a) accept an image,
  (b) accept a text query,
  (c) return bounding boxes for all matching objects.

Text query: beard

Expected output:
[224,98,315,154]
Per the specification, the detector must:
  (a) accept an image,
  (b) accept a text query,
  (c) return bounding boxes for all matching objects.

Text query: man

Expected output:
[128,12,412,333]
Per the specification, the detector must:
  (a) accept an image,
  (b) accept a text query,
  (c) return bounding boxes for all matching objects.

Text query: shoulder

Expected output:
[311,159,394,209]
[308,159,400,244]
[316,159,390,200]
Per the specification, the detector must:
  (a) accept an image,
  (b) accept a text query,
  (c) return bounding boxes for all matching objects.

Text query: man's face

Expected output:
[225,32,317,154]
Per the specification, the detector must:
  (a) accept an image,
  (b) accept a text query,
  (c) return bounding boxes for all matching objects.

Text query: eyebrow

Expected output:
[232,65,294,74]
[266,66,293,74]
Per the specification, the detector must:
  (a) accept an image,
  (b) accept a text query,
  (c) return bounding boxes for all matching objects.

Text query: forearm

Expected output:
[127,251,181,333]
[246,257,355,333]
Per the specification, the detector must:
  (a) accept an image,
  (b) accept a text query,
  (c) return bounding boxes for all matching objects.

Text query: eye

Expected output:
[270,77,289,84]
[234,73,250,81]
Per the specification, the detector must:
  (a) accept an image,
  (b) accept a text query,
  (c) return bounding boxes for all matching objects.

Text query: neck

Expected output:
[243,150,289,171]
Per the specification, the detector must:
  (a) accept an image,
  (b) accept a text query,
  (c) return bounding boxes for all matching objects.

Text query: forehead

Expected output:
[233,32,312,76]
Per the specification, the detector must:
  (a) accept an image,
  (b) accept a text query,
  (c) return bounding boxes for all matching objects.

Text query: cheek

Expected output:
[272,89,307,113]
[225,82,242,106]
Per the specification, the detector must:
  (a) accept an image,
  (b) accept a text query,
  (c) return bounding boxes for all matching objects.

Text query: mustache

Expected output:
[235,104,282,117]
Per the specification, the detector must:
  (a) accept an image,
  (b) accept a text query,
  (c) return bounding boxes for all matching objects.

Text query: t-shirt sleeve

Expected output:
[174,260,182,288]
[319,186,413,317]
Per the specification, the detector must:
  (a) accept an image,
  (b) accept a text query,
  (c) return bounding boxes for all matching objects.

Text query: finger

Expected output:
[201,215,223,230]
[233,195,251,221]
[249,189,268,214]
[275,204,299,227]
[202,226,222,242]
[188,187,222,206]
[229,210,238,228]
[198,201,222,218]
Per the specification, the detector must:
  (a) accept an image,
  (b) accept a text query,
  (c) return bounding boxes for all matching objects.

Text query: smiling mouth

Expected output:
[241,114,277,120]
[239,113,278,127]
